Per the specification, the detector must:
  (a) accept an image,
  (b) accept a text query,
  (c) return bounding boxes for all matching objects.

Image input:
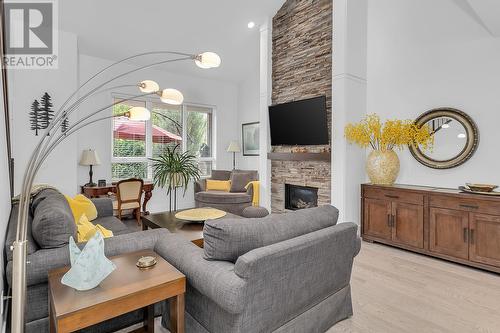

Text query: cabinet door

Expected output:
[429,208,469,260]
[363,198,392,240]
[469,213,500,267]
[392,202,424,249]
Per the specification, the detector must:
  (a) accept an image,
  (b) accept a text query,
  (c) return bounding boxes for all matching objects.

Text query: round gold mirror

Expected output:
[409,108,479,169]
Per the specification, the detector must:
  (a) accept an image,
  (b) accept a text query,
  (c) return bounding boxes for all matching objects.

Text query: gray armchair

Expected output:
[194,170,258,216]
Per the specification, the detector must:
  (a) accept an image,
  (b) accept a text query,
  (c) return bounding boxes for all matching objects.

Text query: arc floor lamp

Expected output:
[10,50,221,332]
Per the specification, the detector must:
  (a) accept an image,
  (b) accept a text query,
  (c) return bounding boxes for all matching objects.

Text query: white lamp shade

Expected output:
[195,52,221,69]
[138,80,160,93]
[227,141,241,153]
[80,149,101,166]
[160,89,184,105]
[127,106,151,121]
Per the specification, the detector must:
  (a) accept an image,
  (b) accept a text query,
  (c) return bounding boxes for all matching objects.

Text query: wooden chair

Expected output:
[113,178,144,225]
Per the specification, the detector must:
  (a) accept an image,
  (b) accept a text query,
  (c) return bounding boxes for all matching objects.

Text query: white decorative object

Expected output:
[61,233,116,291]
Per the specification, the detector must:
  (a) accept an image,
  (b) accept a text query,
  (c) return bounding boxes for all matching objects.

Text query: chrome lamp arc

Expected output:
[10,51,221,332]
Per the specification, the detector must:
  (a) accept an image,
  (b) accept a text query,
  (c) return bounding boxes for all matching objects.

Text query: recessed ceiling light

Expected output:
[458,133,466,139]
[247,21,256,29]
[441,124,450,129]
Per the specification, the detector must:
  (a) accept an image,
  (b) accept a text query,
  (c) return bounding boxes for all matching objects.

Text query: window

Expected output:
[111,98,215,180]
[186,105,213,177]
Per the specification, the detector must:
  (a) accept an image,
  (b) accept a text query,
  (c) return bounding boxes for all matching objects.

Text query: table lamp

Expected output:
[80,149,101,187]
[227,141,241,170]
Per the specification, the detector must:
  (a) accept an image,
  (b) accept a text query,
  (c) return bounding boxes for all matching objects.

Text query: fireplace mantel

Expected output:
[267,152,331,162]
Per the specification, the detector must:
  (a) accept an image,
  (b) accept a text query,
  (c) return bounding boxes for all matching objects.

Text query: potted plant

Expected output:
[150,145,201,211]
[345,114,433,185]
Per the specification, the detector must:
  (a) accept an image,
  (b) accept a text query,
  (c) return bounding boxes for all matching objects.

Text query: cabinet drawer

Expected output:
[430,195,500,215]
[363,187,423,205]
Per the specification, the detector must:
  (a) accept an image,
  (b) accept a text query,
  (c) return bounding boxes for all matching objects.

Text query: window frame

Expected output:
[111,94,217,181]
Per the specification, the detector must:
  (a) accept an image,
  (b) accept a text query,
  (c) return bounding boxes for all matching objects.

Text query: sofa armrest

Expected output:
[154,234,247,314]
[194,179,207,193]
[6,229,170,287]
[234,223,360,282]
[92,197,114,217]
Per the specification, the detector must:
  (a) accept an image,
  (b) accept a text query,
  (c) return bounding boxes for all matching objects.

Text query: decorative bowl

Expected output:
[465,183,498,193]
[136,256,157,269]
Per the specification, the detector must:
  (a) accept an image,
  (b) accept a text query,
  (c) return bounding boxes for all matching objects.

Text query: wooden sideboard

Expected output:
[361,183,500,273]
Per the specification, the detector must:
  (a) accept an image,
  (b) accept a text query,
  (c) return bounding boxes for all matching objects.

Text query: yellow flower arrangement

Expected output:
[345,114,433,151]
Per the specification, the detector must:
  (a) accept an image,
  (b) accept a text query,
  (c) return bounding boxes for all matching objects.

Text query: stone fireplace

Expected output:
[285,184,318,210]
[271,0,332,213]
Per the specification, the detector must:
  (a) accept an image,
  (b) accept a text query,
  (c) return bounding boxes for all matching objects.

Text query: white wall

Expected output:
[9,31,78,195]
[332,0,367,224]
[77,54,239,213]
[258,21,273,210]
[236,71,260,171]
[367,0,500,188]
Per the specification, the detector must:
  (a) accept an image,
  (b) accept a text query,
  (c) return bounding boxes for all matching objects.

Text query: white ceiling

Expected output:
[59,0,285,83]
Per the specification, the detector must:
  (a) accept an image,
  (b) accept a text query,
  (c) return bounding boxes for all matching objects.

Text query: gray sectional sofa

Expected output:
[5,189,168,333]
[194,170,258,216]
[5,189,360,333]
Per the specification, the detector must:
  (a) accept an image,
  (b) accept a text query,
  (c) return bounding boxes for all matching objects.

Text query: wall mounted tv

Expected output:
[268,96,329,146]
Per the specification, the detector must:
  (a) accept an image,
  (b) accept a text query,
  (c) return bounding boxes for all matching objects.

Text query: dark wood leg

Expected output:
[144,304,154,333]
[135,208,141,226]
[169,294,185,333]
[49,290,55,333]
[143,190,152,215]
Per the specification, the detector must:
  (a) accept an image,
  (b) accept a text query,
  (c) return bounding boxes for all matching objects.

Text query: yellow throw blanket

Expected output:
[245,181,260,206]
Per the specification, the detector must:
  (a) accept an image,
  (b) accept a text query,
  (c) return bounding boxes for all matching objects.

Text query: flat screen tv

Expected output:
[268,96,328,146]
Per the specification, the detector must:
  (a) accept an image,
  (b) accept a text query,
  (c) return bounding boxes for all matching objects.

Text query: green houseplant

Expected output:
[150,145,201,211]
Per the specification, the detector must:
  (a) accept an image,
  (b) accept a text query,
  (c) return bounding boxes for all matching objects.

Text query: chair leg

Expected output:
[135,208,141,225]
[118,209,122,220]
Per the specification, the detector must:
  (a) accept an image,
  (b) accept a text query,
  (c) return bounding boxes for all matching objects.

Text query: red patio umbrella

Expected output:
[113,117,182,143]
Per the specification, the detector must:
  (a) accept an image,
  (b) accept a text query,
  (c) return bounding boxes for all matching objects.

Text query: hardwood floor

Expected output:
[328,242,500,333]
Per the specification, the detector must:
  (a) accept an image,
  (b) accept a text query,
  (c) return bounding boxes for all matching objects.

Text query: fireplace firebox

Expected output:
[285,184,319,210]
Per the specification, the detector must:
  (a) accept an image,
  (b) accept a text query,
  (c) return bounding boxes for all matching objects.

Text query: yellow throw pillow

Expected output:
[65,194,98,222]
[206,180,231,192]
[77,214,113,243]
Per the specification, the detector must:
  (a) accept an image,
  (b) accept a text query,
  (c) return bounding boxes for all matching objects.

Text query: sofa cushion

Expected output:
[211,170,232,181]
[195,191,252,204]
[95,216,132,235]
[203,205,339,262]
[31,191,77,249]
[206,179,231,192]
[230,171,258,193]
[5,204,39,262]
[65,194,98,222]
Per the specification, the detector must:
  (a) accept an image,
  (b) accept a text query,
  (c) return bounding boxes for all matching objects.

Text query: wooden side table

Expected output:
[48,250,185,333]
